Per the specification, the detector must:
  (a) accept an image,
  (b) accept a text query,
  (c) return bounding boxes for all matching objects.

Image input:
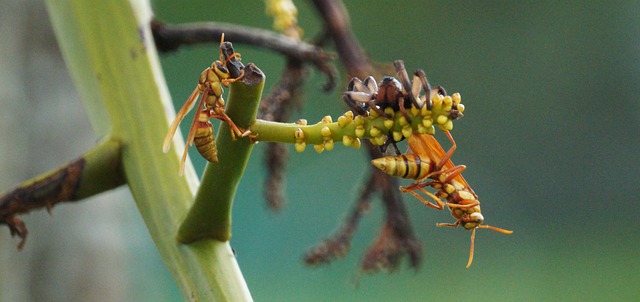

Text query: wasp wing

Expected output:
[407,133,472,190]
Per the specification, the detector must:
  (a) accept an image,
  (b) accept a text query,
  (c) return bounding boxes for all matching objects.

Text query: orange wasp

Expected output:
[371,131,512,267]
[162,34,249,175]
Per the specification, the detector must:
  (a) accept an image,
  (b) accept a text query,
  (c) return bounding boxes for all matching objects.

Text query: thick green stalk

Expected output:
[44,0,252,300]
[178,65,265,243]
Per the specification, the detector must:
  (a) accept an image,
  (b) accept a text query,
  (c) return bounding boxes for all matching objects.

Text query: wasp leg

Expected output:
[436,220,461,228]
[401,182,446,210]
[380,139,402,156]
[413,69,432,110]
[221,67,245,87]
[445,199,479,209]
[210,106,249,141]
[397,97,412,122]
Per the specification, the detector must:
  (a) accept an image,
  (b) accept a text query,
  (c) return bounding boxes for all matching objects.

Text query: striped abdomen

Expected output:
[193,112,218,163]
[371,154,435,181]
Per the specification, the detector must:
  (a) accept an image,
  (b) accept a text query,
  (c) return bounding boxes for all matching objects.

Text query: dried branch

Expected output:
[310,0,373,78]
[151,20,336,90]
[304,172,374,265]
[304,0,422,272]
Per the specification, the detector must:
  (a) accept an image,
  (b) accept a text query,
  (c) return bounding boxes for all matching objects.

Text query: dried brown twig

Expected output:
[151,20,336,90]
[303,0,423,273]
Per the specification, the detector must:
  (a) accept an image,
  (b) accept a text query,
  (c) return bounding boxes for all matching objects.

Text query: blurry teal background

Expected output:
[153,1,640,300]
[1,0,639,301]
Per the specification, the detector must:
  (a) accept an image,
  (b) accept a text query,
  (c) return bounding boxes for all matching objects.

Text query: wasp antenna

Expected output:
[223,52,242,67]
[480,225,514,235]
[218,33,226,62]
[466,228,476,268]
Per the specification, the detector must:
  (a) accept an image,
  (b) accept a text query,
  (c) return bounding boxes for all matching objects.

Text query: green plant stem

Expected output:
[177,65,265,243]
[44,0,252,300]
[0,137,123,209]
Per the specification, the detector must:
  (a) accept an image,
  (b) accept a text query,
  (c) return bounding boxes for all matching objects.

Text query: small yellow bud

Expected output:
[384,107,395,118]
[457,103,465,113]
[337,115,348,128]
[402,125,413,138]
[432,94,443,108]
[355,126,365,138]
[295,142,306,153]
[398,115,408,126]
[392,131,403,143]
[321,115,333,123]
[420,104,430,116]
[417,124,428,134]
[452,92,461,105]
[436,115,448,125]
[422,117,433,128]
[410,105,420,117]
[369,126,380,137]
[352,138,361,149]
[314,144,324,153]
[321,126,331,137]
[369,108,379,118]
[296,119,307,125]
[443,95,452,107]
[343,135,353,146]
[374,135,387,146]
[354,116,365,126]
[441,120,453,131]
[344,110,354,120]
[383,118,394,129]
[324,140,334,151]
[426,126,435,135]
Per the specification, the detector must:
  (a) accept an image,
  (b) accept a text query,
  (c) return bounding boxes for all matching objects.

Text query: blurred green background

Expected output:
[2,0,639,301]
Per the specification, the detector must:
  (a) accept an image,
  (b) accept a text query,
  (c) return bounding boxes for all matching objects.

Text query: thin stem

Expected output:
[0,137,124,249]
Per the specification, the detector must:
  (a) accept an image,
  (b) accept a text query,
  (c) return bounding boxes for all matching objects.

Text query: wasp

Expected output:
[343,60,455,154]
[371,131,512,268]
[343,60,448,119]
[163,34,249,175]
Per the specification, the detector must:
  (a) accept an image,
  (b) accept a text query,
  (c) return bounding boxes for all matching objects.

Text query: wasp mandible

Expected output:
[372,131,512,268]
[162,34,249,175]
